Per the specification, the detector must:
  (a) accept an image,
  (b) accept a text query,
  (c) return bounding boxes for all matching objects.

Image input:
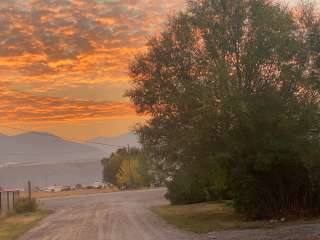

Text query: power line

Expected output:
[86,140,124,148]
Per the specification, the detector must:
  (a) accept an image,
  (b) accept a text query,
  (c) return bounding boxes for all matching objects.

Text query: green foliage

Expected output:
[14,198,38,214]
[166,167,209,204]
[101,147,154,188]
[230,156,312,219]
[116,159,143,188]
[101,148,129,185]
[166,161,229,204]
[127,0,320,219]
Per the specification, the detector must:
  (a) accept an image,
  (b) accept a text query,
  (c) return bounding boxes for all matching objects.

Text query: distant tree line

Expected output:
[127,0,320,219]
[101,147,156,189]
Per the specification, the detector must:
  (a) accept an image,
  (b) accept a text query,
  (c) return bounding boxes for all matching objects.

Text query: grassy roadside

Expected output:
[152,202,317,233]
[21,188,118,199]
[22,187,162,199]
[0,210,49,240]
[151,202,268,233]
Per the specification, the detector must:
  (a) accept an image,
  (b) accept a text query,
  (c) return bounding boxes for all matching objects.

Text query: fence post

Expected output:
[0,192,2,215]
[13,191,15,208]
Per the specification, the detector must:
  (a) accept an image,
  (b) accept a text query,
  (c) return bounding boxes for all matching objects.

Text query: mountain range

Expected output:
[0,132,139,166]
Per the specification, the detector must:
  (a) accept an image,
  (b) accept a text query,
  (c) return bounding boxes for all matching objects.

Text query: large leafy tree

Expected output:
[116,159,143,188]
[127,0,320,218]
[101,147,154,188]
[101,148,128,185]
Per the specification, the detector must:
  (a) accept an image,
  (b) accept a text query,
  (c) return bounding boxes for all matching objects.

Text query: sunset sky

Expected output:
[0,0,305,140]
[0,0,185,140]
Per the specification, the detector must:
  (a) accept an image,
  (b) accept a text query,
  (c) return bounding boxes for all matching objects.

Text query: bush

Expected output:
[14,198,38,213]
[228,148,320,220]
[165,163,221,205]
[166,179,207,205]
[204,186,231,202]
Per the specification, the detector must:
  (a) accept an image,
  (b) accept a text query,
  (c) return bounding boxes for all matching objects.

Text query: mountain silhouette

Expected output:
[0,131,106,165]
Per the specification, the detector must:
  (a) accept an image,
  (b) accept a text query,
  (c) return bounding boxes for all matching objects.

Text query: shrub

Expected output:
[228,148,320,220]
[166,178,207,205]
[165,163,220,204]
[204,186,231,202]
[14,198,38,213]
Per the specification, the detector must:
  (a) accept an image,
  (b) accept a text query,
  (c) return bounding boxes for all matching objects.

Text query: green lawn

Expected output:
[152,202,279,233]
[0,211,49,240]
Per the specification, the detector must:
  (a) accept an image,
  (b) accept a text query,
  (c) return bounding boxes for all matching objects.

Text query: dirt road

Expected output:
[19,188,205,240]
[19,188,320,240]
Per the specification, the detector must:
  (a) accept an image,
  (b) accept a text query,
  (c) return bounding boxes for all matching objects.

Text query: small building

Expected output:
[42,185,64,192]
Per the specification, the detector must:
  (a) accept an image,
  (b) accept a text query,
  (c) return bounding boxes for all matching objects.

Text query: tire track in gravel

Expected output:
[19,189,203,240]
[20,189,320,240]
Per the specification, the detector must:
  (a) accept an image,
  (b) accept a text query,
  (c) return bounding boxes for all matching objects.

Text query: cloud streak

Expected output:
[0,86,137,123]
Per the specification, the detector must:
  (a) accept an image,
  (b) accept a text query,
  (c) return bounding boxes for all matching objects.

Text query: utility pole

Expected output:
[28,181,31,201]
[127,144,132,188]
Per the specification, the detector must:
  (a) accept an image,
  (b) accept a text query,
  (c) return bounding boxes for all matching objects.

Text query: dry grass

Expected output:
[152,202,320,234]
[21,188,118,199]
[152,202,277,233]
[0,211,49,240]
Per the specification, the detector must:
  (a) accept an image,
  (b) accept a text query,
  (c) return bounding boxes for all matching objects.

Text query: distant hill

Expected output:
[86,132,140,157]
[0,132,106,165]
[0,159,103,189]
[0,131,140,188]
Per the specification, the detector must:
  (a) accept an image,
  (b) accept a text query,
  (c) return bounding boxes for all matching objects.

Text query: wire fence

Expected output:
[0,190,20,216]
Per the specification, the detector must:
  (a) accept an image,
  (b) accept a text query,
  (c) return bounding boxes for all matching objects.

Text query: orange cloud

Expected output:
[0,0,184,136]
[0,87,138,123]
[0,0,185,94]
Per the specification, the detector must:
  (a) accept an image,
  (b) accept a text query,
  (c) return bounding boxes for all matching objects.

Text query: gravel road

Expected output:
[19,188,205,240]
[19,188,320,240]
